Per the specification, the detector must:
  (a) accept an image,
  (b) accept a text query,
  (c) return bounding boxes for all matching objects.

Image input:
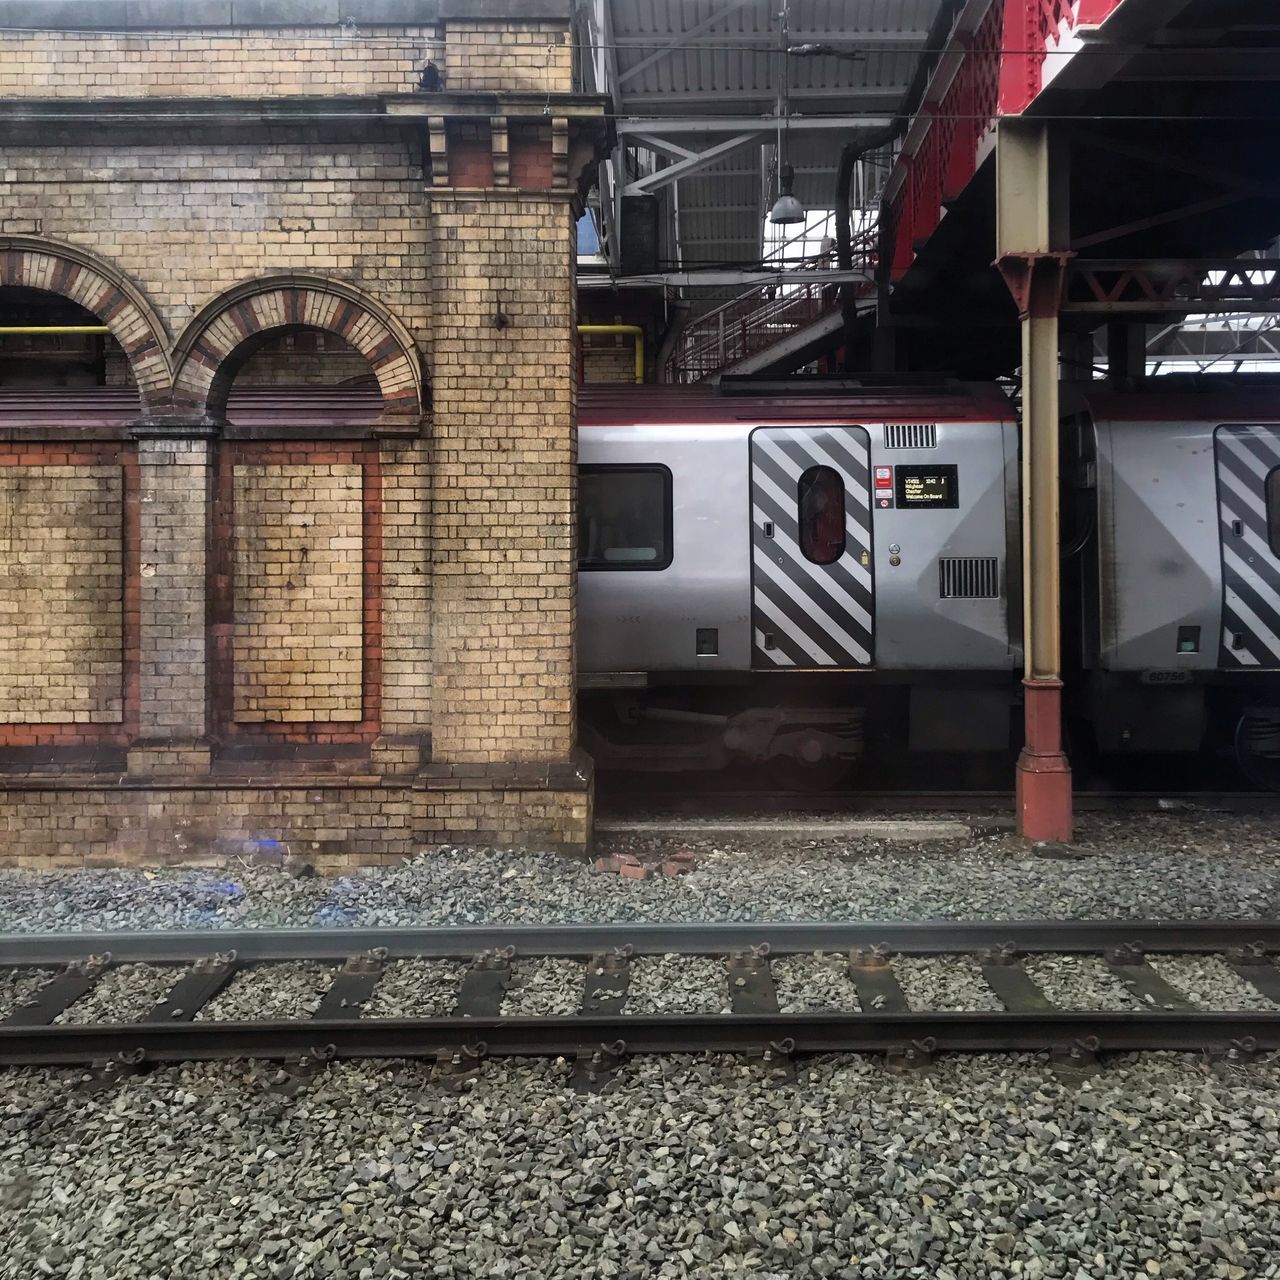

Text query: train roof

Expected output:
[1074,376,1280,423]
[1,377,1275,431]
[578,382,1015,426]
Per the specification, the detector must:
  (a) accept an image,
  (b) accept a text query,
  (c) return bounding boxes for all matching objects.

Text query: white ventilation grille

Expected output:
[939,557,1000,599]
[883,422,937,449]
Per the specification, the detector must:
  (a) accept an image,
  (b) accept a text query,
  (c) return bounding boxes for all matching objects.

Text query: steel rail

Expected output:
[3,921,1279,966]
[1,1011,1277,1068]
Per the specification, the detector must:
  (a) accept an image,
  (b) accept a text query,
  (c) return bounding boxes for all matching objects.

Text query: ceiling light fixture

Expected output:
[769,0,805,226]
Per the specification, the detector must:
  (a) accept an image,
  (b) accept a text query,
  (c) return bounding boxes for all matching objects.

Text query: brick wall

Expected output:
[428,191,577,764]
[0,1,602,860]
[0,138,432,352]
[214,442,382,743]
[443,21,571,92]
[0,28,440,98]
[136,438,209,743]
[232,461,365,724]
[0,458,125,724]
[0,781,591,869]
[236,333,373,386]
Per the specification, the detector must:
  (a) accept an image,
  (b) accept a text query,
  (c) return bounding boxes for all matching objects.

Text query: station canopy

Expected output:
[576,0,956,283]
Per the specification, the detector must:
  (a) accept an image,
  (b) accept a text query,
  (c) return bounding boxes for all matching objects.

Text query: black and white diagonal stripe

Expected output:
[1216,424,1280,668]
[750,426,874,669]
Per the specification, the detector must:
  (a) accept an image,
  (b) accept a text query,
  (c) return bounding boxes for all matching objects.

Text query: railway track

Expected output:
[3,923,1280,1082]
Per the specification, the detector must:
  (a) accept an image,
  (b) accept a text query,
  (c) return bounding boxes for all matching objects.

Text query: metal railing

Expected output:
[664,234,879,384]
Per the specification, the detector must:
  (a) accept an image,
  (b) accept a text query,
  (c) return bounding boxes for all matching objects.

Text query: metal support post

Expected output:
[1106,320,1146,380]
[995,119,1073,843]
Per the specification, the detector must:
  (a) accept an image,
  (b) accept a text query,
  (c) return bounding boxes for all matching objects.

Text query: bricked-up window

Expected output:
[798,465,846,565]
[579,465,672,570]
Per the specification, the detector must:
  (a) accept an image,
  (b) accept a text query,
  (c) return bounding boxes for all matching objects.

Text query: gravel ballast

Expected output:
[54,964,182,1025]
[501,958,583,1016]
[771,953,860,1012]
[194,962,334,1022]
[2,812,1280,931]
[361,960,462,1020]
[628,955,731,1014]
[894,955,1004,1012]
[3,1053,1280,1280]
[1146,954,1280,1012]
[1024,954,1142,1011]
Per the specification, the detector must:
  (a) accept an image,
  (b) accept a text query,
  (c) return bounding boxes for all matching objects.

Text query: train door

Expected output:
[749,425,875,669]
[1216,423,1280,667]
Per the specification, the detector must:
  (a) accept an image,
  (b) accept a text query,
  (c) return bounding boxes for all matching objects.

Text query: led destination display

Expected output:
[895,464,959,510]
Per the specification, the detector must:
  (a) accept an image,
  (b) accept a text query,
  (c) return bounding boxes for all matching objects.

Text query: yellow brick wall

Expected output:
[0,465,123,723]
[0,28,441,98]
[581,339,640,384]
[137,440,207,740]
[234,332,373,386]
[428,191,576,763]
[443,21,571,93]
[0,782,592,868]
[0,139,432,352]
[232,463,364,724]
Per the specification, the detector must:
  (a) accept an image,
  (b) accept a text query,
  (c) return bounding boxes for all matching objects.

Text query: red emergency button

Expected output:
[874,466,893,489]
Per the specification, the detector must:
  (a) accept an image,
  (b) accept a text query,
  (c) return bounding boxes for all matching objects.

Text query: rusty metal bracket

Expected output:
[570,1039,627,1094]
[752,1036,797,1084]
[83,1047,146,1093]
[886,1036,936,1073]
[1052,1034,1101,1077]
[433,1041,487,1090]
[270,1042,337,1094]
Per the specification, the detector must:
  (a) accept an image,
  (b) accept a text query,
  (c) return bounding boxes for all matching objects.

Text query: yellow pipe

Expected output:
[0,326,110,334]
[577,324,644,384]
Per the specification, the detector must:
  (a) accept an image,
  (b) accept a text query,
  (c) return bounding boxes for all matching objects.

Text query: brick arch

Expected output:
[0,236,171,411]
[172,277,424,422]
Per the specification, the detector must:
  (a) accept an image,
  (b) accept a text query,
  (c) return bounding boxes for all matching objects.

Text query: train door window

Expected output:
[1267,467,1280,558]
[579,465,673,570]
[798,465,845,565]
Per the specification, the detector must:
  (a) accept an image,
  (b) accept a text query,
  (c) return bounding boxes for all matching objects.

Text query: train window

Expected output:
[578,465,673,571]
[798,465,845,565]
[1268,468,1280,558]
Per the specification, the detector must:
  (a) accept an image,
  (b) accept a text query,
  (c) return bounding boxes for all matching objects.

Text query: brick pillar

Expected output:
[427,190,576,765]
[127,433,212,776]
[424,188,590,850]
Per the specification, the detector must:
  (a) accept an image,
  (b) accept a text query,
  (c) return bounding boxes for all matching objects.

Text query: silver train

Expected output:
[576,377,1280,783]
